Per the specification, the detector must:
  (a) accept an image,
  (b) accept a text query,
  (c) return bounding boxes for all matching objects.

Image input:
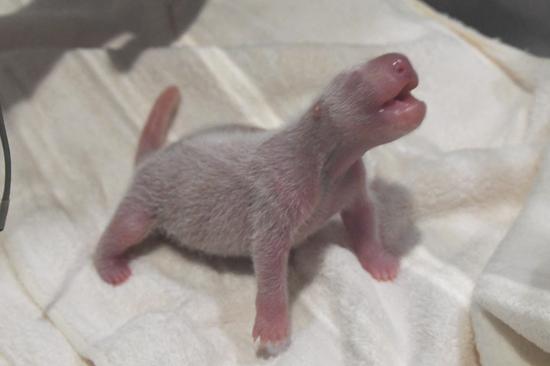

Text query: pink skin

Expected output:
[135,86,181,164]
[341,161,399,281]
[95,86,181,285]
[94,53,426,354]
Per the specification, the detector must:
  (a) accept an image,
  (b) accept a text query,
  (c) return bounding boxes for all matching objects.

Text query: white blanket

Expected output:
[1,0,550,365]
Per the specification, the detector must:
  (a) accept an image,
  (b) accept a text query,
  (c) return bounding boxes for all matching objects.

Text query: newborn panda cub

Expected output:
[94,53,426,354]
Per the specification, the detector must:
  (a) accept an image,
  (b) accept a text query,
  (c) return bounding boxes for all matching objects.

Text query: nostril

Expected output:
[393,59,406,74]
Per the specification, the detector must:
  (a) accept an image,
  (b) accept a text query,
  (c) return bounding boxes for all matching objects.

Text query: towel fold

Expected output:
[1,0,550,365]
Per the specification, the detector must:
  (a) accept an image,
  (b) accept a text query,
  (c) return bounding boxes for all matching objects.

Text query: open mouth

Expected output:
[379,81,421,114]
[376,78,426,126]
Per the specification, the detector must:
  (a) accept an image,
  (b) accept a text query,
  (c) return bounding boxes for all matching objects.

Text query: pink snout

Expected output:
[361,53,426,128]
[366,53,419,100]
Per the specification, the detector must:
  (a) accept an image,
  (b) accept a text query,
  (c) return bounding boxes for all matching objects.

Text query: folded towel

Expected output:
[1,0,549,365]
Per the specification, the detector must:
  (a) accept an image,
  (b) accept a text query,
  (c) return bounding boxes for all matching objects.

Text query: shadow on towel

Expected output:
[0,0,206,110]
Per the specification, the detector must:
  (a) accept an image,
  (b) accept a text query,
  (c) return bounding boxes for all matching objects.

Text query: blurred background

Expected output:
[423,0,550,57]
[1,0,548,58]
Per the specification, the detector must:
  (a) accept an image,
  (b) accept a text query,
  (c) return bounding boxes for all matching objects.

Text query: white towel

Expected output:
[1,0,549,365]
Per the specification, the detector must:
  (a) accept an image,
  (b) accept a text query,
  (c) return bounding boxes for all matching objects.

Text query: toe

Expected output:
[98,259,132,285]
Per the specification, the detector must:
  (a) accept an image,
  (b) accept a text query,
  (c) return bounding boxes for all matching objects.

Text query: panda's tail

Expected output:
[135,86,181,165]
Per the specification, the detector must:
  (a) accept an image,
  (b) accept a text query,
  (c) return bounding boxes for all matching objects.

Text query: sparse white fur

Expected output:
[94,53,426,352]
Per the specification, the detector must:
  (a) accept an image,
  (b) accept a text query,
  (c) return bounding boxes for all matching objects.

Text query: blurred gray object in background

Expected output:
[423,0,550,56]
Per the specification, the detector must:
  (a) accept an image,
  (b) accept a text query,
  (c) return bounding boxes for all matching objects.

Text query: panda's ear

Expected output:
[312,101,324,121]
